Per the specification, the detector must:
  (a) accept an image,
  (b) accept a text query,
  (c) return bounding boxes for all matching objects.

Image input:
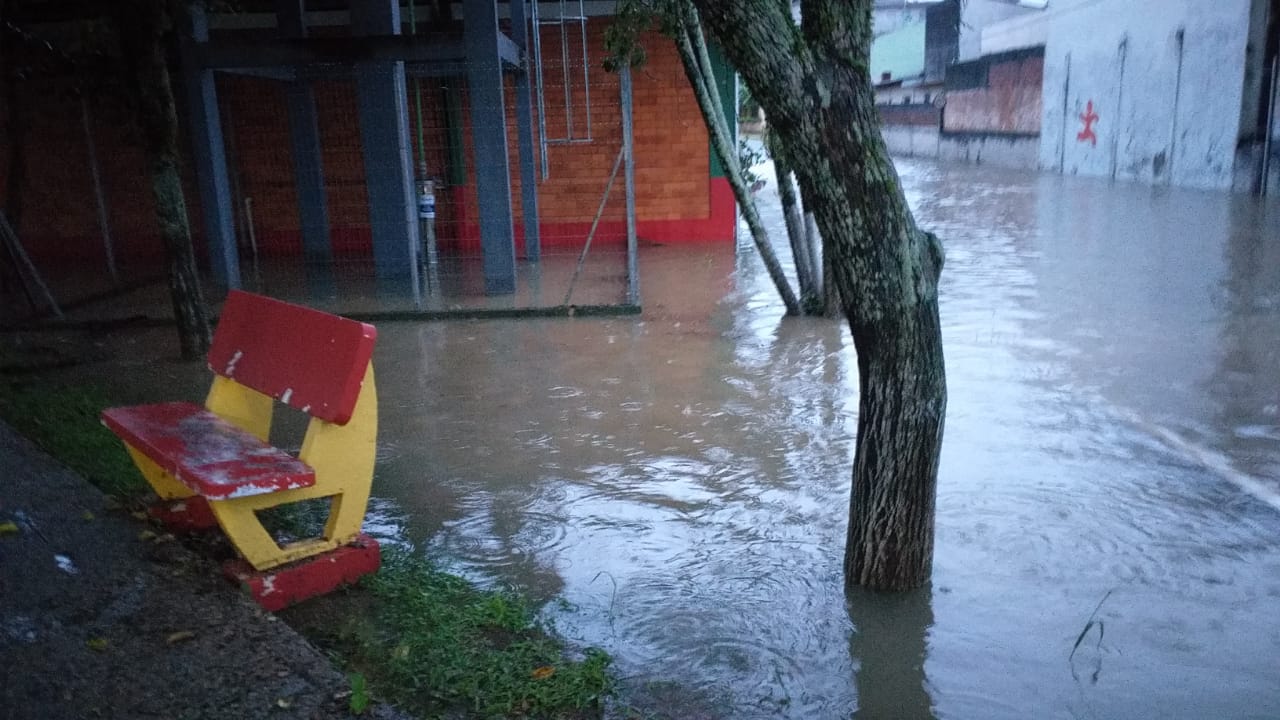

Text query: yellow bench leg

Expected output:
[208,365,378,571]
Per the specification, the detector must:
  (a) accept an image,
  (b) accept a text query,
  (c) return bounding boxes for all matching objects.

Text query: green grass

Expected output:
[0,376,615,719]
[0,379,147,498]
[314,547,612,719]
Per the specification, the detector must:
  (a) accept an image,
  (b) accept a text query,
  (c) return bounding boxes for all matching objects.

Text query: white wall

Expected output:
[882,125,941,158]
[959,0,1040,60]
[1038,0,1253,189]
[980,11,1049,56]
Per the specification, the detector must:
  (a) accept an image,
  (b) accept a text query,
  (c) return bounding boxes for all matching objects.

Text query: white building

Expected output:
[956,0,1278,192]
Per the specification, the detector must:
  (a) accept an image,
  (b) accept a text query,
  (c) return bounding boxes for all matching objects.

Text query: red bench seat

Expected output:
[101,401,315,500]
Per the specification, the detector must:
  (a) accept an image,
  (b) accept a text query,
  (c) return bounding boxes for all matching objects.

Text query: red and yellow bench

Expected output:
[102,290,381,610]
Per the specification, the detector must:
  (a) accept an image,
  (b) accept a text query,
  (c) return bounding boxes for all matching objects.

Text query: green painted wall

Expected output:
[707,42,737,180]
[870,19,926,82]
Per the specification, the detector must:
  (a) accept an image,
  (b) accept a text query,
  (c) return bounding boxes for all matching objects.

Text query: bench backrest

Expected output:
[206,291,377,425]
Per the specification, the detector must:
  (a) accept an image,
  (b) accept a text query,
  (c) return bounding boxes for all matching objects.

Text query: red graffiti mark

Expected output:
[1077,100,1099,147]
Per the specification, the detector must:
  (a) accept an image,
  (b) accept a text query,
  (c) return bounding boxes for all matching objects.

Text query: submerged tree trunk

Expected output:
[694,0,947,591]
[116,0,211,359]
[672,0,800,316]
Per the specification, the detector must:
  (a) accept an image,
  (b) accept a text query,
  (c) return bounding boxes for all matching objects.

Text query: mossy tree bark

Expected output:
[693,0,946,590]
[115,0,211,359]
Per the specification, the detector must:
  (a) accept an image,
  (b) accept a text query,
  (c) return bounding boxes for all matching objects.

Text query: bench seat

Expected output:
[101,402,315,500]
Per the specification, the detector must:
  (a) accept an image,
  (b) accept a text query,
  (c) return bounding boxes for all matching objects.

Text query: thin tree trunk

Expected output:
[116,0,212,359]
[673,0,800,316]
[767,131,818,310]
[2,7,26,234]
[803,210,822,299]
[694,0,947,591]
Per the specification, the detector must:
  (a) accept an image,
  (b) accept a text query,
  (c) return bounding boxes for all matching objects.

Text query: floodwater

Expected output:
[364,158,1280,719]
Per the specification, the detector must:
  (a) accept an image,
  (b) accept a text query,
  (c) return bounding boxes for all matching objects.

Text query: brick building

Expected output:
[0,2,737,302]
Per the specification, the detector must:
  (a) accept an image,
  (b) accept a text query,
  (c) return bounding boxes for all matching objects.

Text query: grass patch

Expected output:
[294,548,613,719]
[0,379,146,498]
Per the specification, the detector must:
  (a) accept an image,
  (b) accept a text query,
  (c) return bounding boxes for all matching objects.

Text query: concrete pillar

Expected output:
[277,0,332,266]
[352,0,421,292]
[185,4,240,288]
[509,0,541,261]
[463,0,517,294]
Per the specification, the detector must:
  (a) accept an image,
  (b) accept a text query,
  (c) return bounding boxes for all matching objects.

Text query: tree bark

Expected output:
[2,7,27,234]
[116,0,211,359]
[672,0,800,316]
[803,209,823,299]
[766,131,818,311]
[692,0,947,591]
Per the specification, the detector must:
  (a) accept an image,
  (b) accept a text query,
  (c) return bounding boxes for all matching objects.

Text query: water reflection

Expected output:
[848,587,935,720]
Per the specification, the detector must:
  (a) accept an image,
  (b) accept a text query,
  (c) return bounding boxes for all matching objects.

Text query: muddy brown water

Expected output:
[361,159,1280,719]
[34,158,1279,718]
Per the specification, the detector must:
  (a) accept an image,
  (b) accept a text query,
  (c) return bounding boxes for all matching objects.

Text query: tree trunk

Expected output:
[2,6,27,234]
[803,210,823,299]
[767,130,819,311]
[673,1,800,316]
[821,227,840,318]
[116,0,212,359]
[693,0,947,591]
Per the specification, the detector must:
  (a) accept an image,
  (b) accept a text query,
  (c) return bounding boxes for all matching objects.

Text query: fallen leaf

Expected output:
[166,630,196,644]
[86,638,108,652]
[0,521,18,536]
[82,510,95,521]
[531,665,556,680]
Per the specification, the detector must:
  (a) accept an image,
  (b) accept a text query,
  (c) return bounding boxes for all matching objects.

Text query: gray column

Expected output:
[185,5,240,288]
[621,66,638,306]
[509,0,540,261]
[352,0,421,292]
[463,0,516,294]
[278,0,332,266]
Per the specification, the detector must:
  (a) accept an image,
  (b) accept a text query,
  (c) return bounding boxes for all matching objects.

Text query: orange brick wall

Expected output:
[2,18,729,271]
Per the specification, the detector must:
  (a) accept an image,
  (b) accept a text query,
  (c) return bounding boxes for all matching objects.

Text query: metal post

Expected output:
[464,0,517,294]
[530,0,550,178]
[621,65,638,306]
[278,0,333,267]
[80,97,118,284]
[184,3,241,288]
[353,0,422,304]
[577,0,591,140]
[511,0,542,261]
[559,0,572,139]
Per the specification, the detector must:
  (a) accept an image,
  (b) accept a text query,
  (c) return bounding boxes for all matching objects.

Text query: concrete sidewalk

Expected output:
[0,422,403,720]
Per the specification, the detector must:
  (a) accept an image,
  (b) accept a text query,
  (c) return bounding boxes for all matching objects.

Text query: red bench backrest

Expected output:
[207,291,377,425]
